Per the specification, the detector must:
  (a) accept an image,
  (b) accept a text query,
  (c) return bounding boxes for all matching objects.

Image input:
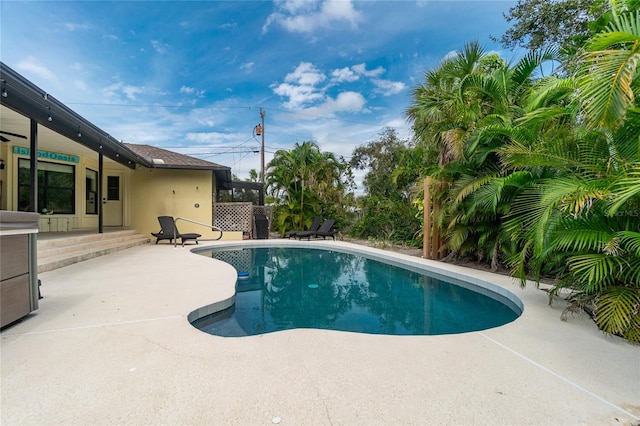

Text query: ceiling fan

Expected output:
[0,130,27,142]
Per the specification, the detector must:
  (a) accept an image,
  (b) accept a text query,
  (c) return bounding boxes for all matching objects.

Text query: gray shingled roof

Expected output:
[125,144,228,170]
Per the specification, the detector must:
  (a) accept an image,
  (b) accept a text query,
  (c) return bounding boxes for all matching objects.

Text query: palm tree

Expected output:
[495,6,640,342]
[407,41,559,265]
[266,141,351,234]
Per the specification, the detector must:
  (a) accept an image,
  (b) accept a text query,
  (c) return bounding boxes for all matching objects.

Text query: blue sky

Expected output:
[1,0,518,185]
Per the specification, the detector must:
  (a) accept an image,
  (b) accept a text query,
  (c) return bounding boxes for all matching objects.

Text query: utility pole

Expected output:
[259,108,265,205]
[255,108,266,205]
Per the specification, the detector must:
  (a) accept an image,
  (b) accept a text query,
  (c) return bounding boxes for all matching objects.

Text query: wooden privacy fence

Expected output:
[213,203,273,238]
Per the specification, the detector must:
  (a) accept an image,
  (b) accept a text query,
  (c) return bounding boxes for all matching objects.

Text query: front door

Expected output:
[103,173,123,226]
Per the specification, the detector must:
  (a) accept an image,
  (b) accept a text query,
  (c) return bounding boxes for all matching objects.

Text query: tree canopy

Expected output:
[495,0,608,51]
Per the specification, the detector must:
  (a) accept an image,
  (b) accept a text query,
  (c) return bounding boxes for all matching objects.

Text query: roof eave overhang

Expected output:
[1,62,151,170]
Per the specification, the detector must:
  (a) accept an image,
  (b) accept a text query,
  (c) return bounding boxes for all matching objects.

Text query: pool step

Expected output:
[37,230,150,273]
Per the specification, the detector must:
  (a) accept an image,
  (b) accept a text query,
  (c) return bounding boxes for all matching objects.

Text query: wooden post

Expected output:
[432,200,440,259]
[423,177,431,259]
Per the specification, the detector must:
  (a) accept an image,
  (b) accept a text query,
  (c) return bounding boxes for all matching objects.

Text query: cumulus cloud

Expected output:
[263,0,362,34]
[272,61,404,113]
[272,62,327,109]
[302,91,366,117]
[285,62,327,86]
[331,67,359,83]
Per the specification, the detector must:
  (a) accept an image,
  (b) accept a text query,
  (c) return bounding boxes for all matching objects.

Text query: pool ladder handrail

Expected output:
[174,217,223,247]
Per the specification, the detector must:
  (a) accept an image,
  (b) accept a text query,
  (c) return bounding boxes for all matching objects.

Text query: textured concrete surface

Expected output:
[1,240,639,425]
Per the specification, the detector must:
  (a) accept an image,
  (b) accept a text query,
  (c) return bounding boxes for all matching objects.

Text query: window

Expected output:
[107,176,119,200]
[18,159,75,214]
[86,168,98,214]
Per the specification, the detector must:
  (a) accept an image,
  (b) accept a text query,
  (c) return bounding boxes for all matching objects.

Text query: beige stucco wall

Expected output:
[129,167,241,241]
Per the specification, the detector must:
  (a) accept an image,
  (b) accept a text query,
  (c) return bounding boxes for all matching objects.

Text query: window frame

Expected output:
[18,158,76,214]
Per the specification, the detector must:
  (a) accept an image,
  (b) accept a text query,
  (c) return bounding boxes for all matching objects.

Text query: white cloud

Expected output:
[442,50,458,61]
[103,81,144,101]
[151,40,169,54]
[331,67,359,83]
[371,79,406,96]
[62,22,91,32]
[275,0,320,14]
[179,86,205,97]
[272,82,325,109]
[302,91,366,117]
[263,0,362,34]
[16,57,57,84]
[352,63,385,78]
[285,62,326,86]
[272,62,327,109]
[240,62,255,72]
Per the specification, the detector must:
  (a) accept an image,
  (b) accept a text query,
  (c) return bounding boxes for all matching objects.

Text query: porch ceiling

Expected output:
[1,105,100,160]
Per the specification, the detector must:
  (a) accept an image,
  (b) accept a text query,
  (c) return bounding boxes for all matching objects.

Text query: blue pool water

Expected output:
[192,247,521,337]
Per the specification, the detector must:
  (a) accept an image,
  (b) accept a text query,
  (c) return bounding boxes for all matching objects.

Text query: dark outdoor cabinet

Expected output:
[0,211,40,328]
[253,214,269,239]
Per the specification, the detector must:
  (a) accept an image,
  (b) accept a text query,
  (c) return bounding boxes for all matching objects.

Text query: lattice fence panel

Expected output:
[209,249,252,274]
[213,202,252,232]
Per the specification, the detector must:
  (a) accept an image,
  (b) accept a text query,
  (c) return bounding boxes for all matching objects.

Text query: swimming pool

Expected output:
[191,245,522,337]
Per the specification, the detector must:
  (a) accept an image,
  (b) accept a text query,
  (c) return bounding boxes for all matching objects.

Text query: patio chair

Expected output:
[284,216,322,239]
[296,219,336,241]
[151,216,201,246]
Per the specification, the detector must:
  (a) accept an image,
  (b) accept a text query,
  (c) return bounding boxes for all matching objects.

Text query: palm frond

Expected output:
[594,286,640,344]
[619,231,640,256]
[579,46,640,129]
[568,254,628,292]
[609,165,640,214]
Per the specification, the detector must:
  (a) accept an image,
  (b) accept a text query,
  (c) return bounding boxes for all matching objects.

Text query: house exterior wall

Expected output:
[0,142,8,211]
[129,167,241,241]
[0,125,241,239]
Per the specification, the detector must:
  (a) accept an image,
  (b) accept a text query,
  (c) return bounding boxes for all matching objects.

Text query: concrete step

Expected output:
[38,231,146,260]
[37,231,150,273]
[37,230,139,251]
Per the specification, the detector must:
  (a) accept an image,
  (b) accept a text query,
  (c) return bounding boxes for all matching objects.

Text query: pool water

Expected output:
[192,247,521,337]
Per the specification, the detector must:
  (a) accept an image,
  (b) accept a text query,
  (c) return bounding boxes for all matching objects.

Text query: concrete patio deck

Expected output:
[1,240,638,425]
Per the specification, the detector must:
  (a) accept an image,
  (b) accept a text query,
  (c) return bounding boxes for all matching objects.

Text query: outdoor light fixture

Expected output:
[1,80,7,98]
[77,127,82,137]
[43,93,48,100]
[47,108,52,122]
